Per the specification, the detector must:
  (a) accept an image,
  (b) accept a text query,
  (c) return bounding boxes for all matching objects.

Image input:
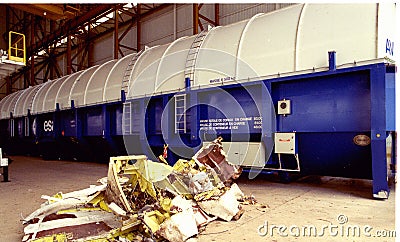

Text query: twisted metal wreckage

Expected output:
[22,138,258,242]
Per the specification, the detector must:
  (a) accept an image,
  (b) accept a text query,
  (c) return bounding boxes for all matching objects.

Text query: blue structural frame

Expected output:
[0,60,395,199]
[122,61,395,199]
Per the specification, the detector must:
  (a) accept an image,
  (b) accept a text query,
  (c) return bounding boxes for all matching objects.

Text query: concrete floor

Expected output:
[0,156,396,242]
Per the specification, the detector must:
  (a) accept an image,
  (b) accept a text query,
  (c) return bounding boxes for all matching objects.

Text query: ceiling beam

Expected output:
[9,4,63,21]
[29,4,118,56]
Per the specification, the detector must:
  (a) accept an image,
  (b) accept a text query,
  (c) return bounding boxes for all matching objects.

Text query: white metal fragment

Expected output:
[197,187,241,221]
[108,202,127,216]
[189,172,214,194]
[158,212,198,242]
[24,211,117,234]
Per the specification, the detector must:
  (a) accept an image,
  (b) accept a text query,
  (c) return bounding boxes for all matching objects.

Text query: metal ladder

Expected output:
[121,49,144,96]
[130,102,140,135]
[175,94,186,133]
[122,102,131,135]
[184,30,209,84]
[27,85,42,115]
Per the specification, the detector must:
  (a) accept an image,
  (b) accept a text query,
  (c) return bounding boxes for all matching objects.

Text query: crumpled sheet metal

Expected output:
[197,183,245,222]
[22,138,247,242]
[193,137,242,184]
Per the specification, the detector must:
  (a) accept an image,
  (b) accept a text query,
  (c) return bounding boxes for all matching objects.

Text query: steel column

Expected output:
[193,4,199,35]
[215,4,219,26]
[87,22,93,67]
[6,76,11,95]
[137,4,141,51]
[30,16,35,86]
[67,35,72,74]
[114,8,119,59]
[49,20,55,79]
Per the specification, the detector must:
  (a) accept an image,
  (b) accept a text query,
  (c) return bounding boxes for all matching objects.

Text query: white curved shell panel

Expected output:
[0,92,16,119]
[377,3,396,59]
[104,54,134,102]
[14,85,41,117]
[56,71,84,110]
[128,45,169,98]
[32,80,56,114]
[195,20,247,87]
[155,36,194,93]
[70,65,99,107]
[0,3,396,112]
[296,4,377,71]
[192,3,395,87]
[85,60,117,106]
[5,91,25,118]
[0,91,21,119]
[236,5,303,79]
[43,76,68,112]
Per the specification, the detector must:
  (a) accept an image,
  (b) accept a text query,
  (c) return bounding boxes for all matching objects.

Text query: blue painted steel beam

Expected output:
[370,64,390,199]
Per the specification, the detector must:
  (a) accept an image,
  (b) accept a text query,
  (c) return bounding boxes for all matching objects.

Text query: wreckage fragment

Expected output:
[197,184,244,222]
[193,137,242,185]
[189,171,214,194]
[158,212,198,242]
[23,138,250,242]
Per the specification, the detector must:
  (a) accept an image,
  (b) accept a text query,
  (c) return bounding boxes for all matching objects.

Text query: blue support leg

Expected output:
[371,138,389,199]
[370,64,389,199]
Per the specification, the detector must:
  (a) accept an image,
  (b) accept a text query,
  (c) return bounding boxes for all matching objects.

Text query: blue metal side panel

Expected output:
[145,97,163,136]
[114,106,123,136]
[85,107,103,136]
[296,132,372,178]
[37,113,55,139]
[385,71,395,131]
[197,85,263,137]
[272,71,371,132]
[61,111,77,137]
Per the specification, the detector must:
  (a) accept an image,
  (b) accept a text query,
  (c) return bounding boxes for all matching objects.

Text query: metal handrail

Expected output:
[8,31,26,65]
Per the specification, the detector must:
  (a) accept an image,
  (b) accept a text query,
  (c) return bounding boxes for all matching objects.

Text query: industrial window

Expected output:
[24,117,29,137]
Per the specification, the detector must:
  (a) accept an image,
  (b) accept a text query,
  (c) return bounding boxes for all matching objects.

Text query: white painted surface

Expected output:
[17,85,41,117]
[69,66,99,107]
[85,60,117,105]
[12,87,33,117]
[56,71,84,110]
[31,80,56,114]
[128,45,168,98]
[3,90,25,118]
[43,76,68,112]
[155,36,194,93]
[104,53,134,102]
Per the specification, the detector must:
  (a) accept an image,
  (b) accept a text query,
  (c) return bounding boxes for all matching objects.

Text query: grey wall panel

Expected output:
[93,34,114,65]
[119,25,137,56]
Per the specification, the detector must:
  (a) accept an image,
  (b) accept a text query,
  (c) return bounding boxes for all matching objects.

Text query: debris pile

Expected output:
[22,138,247,242]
